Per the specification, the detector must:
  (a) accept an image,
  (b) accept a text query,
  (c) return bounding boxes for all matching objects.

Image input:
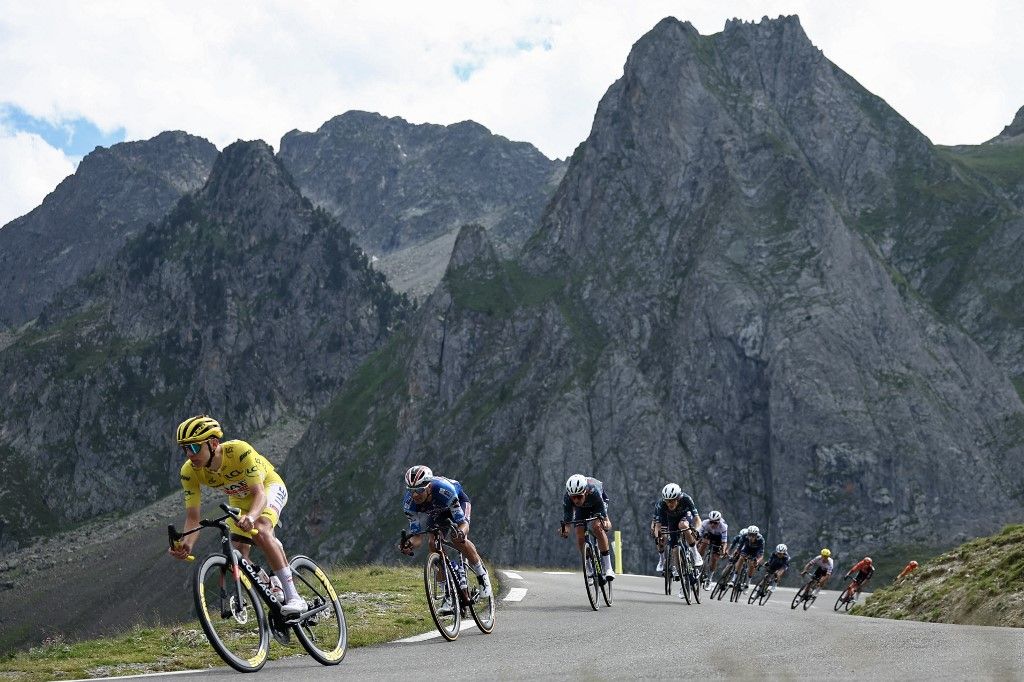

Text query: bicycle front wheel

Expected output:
[193,554,270,673]
[758,579,774,606]
[289,555,347,665]
[663,549,672,596]
[583,543,600,610]
[748,578,763,605]
[674,546,691,604]
[425,552,461,640]
[791,583,805,609]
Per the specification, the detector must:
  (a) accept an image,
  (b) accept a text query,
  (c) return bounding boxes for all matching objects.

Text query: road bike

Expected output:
[747,570,779,606]
[791,572,823,610]
[567,516,613,610]
[834,576,866,611]
[710,557,741,601]
[400,521,494,641]
[169,503,347,672]
[698,541,726,591]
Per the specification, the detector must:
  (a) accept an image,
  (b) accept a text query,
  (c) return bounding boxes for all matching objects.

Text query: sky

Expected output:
[1,0,1022,227]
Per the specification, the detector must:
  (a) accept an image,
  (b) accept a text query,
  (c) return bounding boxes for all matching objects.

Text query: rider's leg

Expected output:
[592,519,614,577]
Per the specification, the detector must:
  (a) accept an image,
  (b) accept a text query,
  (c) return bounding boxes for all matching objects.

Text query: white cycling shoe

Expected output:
[281,597,308,617]
[477,574,493,598]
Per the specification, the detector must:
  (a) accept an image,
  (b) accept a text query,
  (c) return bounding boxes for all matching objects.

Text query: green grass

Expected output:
[938,144,1024,190]
[0,565,452,681]
[853,525,1024,627]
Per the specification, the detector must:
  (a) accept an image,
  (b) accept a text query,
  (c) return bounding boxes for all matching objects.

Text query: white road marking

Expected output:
[395,629,445,643]
[502,570,524,580]
[66,670,208,681]
[543,571,574,575]
[503,587,528,602]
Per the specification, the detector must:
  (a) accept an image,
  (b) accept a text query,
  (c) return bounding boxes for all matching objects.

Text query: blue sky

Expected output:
[0,104,125,159]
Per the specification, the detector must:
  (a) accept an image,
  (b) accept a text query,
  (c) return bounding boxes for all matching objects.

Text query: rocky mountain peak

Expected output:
[988,104,1024,144]
[196,139,305,226]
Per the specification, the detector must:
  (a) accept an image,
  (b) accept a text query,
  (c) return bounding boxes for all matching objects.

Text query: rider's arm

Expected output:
[170,506,201,558]
[562,493,572,525]
[241,482,268,528]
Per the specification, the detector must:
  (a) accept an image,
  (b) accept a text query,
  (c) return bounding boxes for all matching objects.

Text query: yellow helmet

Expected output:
[820,548,831,558]
[176,415,223,445]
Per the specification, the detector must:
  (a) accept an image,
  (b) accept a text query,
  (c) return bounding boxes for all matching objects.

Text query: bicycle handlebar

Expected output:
[168,504,262,560]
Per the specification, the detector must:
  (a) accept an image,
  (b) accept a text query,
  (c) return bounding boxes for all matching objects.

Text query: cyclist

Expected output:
[695,510,728,578]
[843,556,874,597]
[731,525,766,589]
[800,548,834,595]
[559,474,615,582]
[759,543,791,591]
[651,484,703,579]
[398,465,492,599]
[168,415,307,616]
[727,526,750,564]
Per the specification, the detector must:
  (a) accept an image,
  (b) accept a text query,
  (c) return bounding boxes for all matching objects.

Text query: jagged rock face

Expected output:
[0,141,407,548]
[989,105,1024,144]
[278,111,565,255]
[0,131,218,327]
[284,17,1024,569]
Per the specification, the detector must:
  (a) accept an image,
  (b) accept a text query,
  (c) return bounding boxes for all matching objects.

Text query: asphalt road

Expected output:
[113,569,1024,680]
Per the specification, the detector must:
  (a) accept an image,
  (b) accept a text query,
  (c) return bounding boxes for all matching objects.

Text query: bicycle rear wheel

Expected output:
[583,543,600,610]
[600,560,613,607]
[289,555,347,665]
[425,552,460,640]
[193,554,270,673]
[689,549,701,604]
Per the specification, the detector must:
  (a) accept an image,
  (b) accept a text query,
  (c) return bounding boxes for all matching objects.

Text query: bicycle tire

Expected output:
[663,549,672,596]
[425,552,460,640]
[791,582,806,609]
[583,542,600,610]
[193,554,270,673]
[711,570,730,601]
[469,570,495,633]
[804,586,816,610]
[674,546,691,604]
[747,577,763,605]
[758,578,774,606]
[288,555,347,665]
[690,554,702,604]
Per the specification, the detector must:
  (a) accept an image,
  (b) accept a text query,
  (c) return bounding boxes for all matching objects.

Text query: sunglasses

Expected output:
[182,442,205,456]
[408,485,429,494]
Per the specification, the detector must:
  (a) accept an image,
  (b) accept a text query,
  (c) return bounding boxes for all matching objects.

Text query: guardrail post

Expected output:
[614,530,623,574]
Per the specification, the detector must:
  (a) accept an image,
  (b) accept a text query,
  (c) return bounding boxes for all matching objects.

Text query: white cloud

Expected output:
[0,0,1022,223]
[0,124,76,227]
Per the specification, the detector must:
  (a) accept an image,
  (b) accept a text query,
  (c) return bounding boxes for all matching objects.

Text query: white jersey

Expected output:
[698,518,728,537]
[806,556,834,574]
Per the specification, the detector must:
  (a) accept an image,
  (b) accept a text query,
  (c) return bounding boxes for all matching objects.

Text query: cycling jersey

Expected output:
[697,518,728,545]
[180,439,284,509]
[764,552,791,572]
[404,477,469,534]
[728,533,745,553]
[435,476,471,516]
[562,477,609,523]
[652,493,699,527]
[738,533,766,557]
[848,559,875,582]
[806,556,834,576]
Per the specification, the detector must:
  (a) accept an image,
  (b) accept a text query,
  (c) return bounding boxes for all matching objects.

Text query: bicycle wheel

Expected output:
[663,548,671,593]
[834,587,850,612]
[193,554,270,673]
[791,583,805,609]
[758,579,774,606]
[748,577,763,605]
[289,555,347,665]
[469,572,495,633]
[803,585,816,610]
[582,542,600,610]
[674,546,691,605]
[425,552,460,640]
[711,570,730,601]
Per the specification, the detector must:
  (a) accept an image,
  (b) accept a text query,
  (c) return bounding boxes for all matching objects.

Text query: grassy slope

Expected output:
[854,524,1024,627]
[0,564,463,681]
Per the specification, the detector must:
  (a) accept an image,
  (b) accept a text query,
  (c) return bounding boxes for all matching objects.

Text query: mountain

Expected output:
[282,16,1024,570]
[278,112,566,296]
[0,131,218,328]
[0,140,407,549]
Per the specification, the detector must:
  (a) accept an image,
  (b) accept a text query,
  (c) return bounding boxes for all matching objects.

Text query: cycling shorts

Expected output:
[227,482,287,539]
[740,545,765,559]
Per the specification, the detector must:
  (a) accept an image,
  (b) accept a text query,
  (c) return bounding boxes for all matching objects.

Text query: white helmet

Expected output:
[776,544,788,553]
[747,525,760,535]
[708,510,722,522]
[566,474,588,495]
[404,465,433,488]
[740,527,750,535]
[661,483,682,500]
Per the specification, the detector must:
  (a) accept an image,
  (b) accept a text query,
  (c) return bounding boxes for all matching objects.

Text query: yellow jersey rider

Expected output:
[167,415,306,615]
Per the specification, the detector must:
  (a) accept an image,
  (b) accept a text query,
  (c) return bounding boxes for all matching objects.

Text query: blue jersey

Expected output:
[403,477,469,534]
[562,478,609,523]
[764,552,791,571]
[738,533,766,557]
